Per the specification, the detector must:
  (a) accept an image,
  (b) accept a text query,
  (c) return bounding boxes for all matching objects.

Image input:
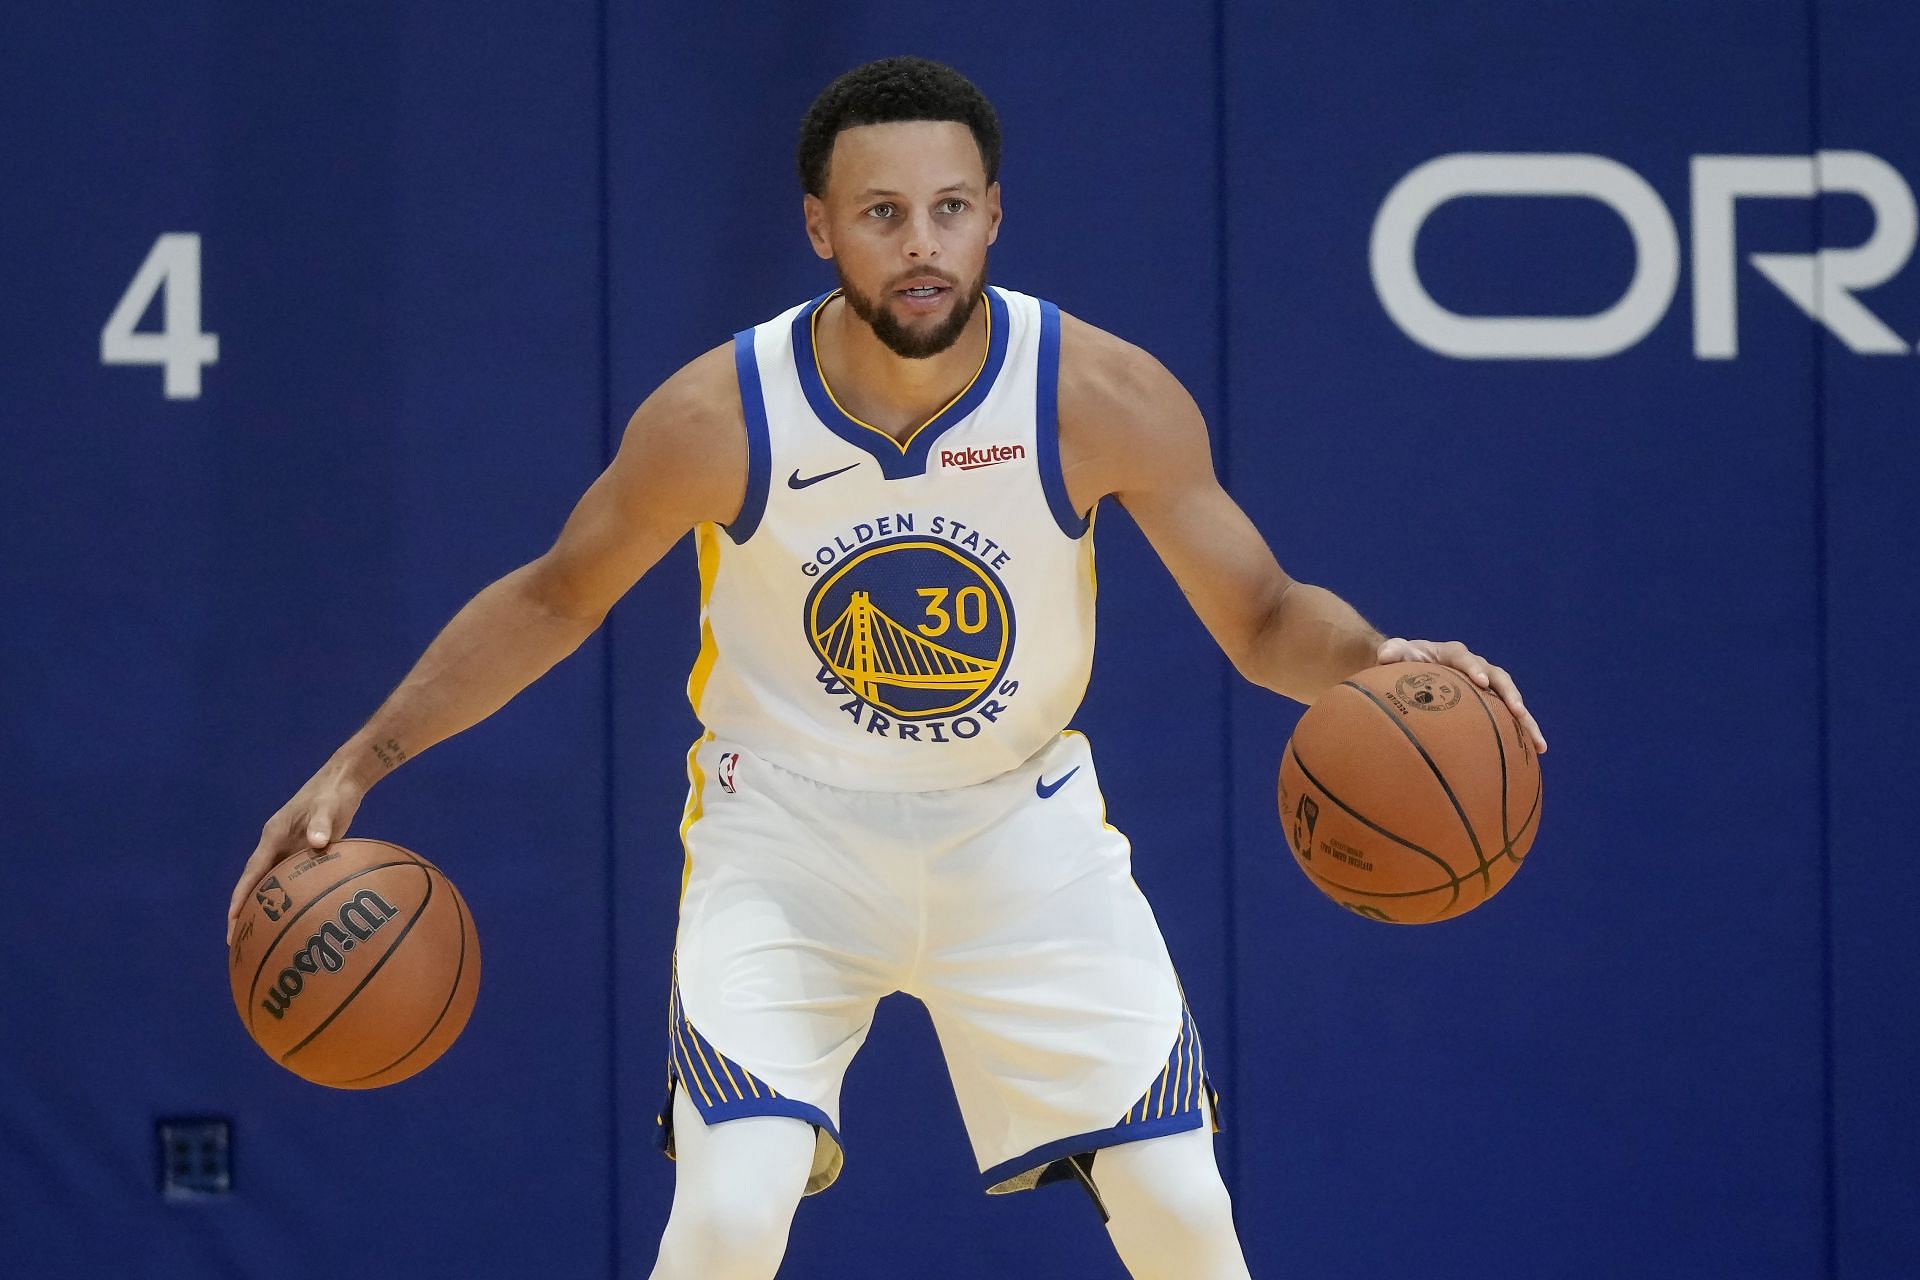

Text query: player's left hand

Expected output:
[1375,637,1547,754]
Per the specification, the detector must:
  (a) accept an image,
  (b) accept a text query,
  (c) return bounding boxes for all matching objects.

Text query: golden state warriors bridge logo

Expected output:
[804,529,1019,742]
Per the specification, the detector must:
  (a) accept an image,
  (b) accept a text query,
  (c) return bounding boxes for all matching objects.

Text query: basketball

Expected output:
[228,838,480,1087]
[1277,662,1543,924]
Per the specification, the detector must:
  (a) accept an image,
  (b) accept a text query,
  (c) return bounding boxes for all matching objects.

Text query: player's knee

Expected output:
[658,1166,806,1280]
[655,1104,814,1280]
[1123,1173,1234,1239]
[661,1196,794,1278]
[1096,1135,1237,1240]
[681,1124,813,1220]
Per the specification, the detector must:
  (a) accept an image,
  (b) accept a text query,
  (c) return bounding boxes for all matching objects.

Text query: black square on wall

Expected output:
[156,1116,232,1201]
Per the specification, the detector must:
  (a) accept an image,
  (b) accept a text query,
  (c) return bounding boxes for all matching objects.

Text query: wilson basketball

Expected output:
[1278,662,1542,924]
[228,838,480,1087]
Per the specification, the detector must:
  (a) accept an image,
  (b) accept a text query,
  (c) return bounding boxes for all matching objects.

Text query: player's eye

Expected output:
[867,203,895,219]
[940,199,968,214]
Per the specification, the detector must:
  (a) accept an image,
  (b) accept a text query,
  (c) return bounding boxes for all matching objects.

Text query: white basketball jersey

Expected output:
[688,283,1095,792]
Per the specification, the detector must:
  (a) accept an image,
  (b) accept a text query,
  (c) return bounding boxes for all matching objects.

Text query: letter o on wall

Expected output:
[1370,153,1681,359]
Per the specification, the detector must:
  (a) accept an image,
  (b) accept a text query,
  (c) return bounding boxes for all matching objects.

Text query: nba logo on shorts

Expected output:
[717,752,740,794]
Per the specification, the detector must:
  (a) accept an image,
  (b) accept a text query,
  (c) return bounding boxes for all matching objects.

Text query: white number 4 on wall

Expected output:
[101,233,220,400]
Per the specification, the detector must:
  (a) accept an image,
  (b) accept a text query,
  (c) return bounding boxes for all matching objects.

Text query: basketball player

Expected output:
[228,57,1545,1280]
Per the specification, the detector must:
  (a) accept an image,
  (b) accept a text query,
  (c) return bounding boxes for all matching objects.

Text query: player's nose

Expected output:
[902,209,940,258]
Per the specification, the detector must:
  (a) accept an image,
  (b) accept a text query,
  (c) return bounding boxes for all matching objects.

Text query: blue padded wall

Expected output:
[1818,5,1920,1278]
[1,5,612,1275]
[1220,4,1829,1277]
[1,3,1914,1277]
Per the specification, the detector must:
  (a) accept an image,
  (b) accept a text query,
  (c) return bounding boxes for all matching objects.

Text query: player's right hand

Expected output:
[227,767,368,945]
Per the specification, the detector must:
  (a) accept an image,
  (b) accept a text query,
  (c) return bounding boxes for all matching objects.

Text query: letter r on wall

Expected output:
[1692,152,1917,358]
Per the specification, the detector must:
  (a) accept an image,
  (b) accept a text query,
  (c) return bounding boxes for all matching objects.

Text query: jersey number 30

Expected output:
[916,586,991,637]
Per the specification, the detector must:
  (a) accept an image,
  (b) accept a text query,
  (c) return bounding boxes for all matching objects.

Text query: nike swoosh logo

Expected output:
[1035,766,1080,799]
[788,462,860,490]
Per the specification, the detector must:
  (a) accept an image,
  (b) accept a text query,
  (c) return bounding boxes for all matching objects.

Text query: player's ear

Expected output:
[803,193,833,260]
[986,181,1002,245]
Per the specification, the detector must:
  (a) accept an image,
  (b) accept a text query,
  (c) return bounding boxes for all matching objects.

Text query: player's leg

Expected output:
[914,731,1245,1272]
[648,1085,815,1280]
[650,736,907,1276]
[1091,1123,1252,1280]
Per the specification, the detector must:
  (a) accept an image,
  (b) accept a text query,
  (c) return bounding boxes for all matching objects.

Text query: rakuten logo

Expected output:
[940,444,1026,470]
[1370,151,1917,359]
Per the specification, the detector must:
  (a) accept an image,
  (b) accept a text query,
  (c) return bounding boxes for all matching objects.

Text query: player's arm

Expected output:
[227,342,746,940]
[317,340,745,781]
[1057,316,1545,748]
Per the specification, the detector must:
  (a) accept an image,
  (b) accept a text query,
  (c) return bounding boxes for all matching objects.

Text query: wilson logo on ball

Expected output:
[258,889,401,1021]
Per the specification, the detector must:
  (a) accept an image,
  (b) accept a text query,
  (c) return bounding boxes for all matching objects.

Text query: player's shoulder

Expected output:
[648,339,744,429]
[619,339,745,457]
[1054,308,1199,440]
[606,340,748,527]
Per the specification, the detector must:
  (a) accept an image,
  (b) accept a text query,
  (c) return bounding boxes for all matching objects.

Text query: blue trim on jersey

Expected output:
[724,328,772,543]
[661,970,846,1156]
[668,1077,844,1150]
[791,286,1012,480]
[980,1107,1208,1192]
[1034,300,1090,537]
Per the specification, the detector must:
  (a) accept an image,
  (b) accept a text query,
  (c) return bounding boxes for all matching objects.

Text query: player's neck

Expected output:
[819,292,988,443]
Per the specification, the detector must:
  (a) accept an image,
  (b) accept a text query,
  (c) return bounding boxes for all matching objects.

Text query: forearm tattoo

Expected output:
[369,737,410,771]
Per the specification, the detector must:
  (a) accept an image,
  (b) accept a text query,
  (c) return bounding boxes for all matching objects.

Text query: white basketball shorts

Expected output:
[652,728,1222,1197]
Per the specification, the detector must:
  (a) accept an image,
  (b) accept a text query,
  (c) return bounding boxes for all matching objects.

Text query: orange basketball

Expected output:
[1278,661,1542,924]
[228,838,480,1087]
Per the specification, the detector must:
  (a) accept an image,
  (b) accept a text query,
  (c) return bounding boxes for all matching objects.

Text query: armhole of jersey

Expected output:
[723,327,772,544]
[1035,300,1091,538]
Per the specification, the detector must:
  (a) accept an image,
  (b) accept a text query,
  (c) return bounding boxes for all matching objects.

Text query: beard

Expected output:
[835,259,989,360]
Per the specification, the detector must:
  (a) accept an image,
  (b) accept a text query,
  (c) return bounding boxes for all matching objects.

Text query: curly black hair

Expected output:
[796,56,1001,199]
